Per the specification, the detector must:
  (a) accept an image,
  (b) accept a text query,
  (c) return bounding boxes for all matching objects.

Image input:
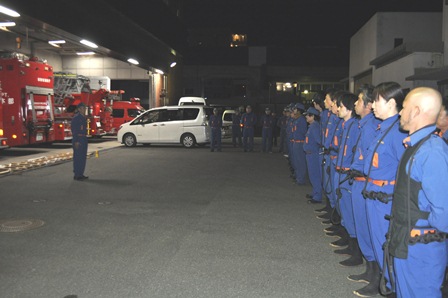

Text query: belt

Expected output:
[336,166,350,174]
[409,228,447,244]
[410,228,437,237]
[330,156,337,160]
[292,140,304,143]
[336,166,350,171]
[368,178,395,186]
[354,177,366,181]
[77,134,86,137]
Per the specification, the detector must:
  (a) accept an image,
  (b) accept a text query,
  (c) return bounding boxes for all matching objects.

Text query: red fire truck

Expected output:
[54,73,144,136]
[108,97,145,135]
[0,52,55,147]
[0,82,9,150]
[54,73,109,137]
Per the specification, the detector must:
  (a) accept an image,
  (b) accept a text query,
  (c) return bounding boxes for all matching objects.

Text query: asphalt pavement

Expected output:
[0,139,364,298]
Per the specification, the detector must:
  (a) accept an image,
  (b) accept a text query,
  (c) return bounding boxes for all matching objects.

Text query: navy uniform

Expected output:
[350,112,381,272]
[303,107,322,202]
[260,107,274,152]
[386,124,448,297]
[277,109,288,154]
[290,103,307,185]
[333,112,360,266]
[71,103,88,180]
[241,106,257,152]
[328,115,343,208]
[322,112,341,208]
[231,110,242,147]
[209,109,222,152]
[361,114,407,292]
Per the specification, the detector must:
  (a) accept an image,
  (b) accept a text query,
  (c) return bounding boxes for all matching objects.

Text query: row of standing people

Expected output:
[209,105,282,152]
[306,84,448,298]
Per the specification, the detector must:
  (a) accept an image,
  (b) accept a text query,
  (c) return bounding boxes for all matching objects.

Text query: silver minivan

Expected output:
[117,105,212,148]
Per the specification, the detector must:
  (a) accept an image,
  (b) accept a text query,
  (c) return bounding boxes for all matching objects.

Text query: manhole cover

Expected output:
[0,219,45,233]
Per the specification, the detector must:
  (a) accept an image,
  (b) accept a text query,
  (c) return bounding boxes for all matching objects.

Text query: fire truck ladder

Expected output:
[53,72,91,105]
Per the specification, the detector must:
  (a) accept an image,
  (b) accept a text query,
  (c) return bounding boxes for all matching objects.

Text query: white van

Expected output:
[178,96,207,106]
[117,105,212,148]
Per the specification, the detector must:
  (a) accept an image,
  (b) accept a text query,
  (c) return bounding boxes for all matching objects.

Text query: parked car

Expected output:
[178,96,207,106]
[221,109,236,138]
[117,105,211,148]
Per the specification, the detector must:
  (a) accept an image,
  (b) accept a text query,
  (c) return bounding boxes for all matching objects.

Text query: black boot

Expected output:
[330,228,349,248]
[317,212,331,220]
[347,261,374,283]
[353,261,381,297]
[331,234,349,248]
[324,224,341,233]
[315,199,331,214]
[339,238,363,267]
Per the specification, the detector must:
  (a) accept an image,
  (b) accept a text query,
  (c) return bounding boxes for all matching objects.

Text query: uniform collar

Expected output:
[378,114,399,132]
[359,112,374,127]
[403,124,436,147]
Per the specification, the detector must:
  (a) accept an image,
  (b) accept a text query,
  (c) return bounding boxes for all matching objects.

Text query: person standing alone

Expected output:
[260,107,274,153]
[71,103,89,181]
[241,105,257,152]
[209,108,222,152]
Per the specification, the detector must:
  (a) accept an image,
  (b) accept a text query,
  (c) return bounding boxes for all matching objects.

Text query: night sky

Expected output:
[182,0,443,48]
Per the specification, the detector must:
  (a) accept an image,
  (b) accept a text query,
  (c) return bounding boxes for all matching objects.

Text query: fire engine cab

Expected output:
[0,52,55,147]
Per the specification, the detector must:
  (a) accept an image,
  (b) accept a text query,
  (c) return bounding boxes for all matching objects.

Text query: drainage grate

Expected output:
[0,219,45,233]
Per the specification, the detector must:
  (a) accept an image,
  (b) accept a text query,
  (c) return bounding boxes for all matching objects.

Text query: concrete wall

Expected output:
[0,33,63,69]
[376,12,442,56]
[350,14,378,79]
[61,56,148,80]
[373,52,440,89]
[350,11,442,90]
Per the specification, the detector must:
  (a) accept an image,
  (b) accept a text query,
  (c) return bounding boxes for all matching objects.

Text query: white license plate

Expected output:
[36,133,43,141]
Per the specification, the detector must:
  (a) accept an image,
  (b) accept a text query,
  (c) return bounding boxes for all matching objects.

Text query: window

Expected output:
[134,110,161,124]
[223,113,233,122]
[112,109,124,118]
[127,109,143,118]
[161,109,181,121]
[182,108,200,120]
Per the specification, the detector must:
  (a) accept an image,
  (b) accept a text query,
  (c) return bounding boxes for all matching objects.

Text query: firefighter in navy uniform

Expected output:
[209,108,222,152]
[241,105,257,152]
[303,107,322,203]
[260,107,274,153]
[383,87,448,298]
[231,108,242,147]
[71,103,88,181]
[355,82,407,297]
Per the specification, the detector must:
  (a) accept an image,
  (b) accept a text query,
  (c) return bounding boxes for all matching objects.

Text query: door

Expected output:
[158,108,183,142]
[134,109,163,142]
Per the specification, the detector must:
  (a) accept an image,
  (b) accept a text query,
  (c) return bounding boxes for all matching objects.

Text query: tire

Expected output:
[123,133,137,147]
[181,133,196,148]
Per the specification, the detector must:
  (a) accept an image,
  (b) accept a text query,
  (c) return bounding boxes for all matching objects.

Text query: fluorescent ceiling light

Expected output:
[0,22,15,27]
[80,39,98,48]
[155,69,164,75]
[127,58,139,65]
[170,62,177,68]
[49,40,65,44]
[0,5,20,17]
[76,51,95,56]
[48,40,66,48]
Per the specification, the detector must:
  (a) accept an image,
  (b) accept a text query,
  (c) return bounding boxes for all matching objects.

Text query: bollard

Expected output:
[95,150,99,158]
